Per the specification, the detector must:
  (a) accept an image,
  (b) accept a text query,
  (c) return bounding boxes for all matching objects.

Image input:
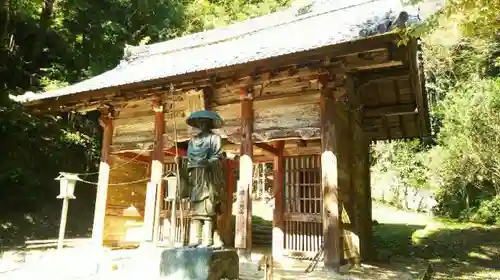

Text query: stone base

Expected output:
[159,247,239,280]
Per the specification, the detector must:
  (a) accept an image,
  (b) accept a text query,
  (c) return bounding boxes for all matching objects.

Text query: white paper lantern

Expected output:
[55,172,79,199]
[163,173,178,201]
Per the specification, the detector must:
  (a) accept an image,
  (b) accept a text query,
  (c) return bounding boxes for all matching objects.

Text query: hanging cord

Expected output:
[169,83,184,245]
[69,147,154,186]
[66,148,152,177]
[78,177,150,186]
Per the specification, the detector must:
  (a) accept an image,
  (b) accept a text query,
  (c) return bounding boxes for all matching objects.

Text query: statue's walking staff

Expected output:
[169,84,185,247]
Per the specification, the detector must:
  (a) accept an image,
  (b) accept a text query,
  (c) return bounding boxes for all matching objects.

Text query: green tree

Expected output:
[372,0,500,223]
[0,0,292,247]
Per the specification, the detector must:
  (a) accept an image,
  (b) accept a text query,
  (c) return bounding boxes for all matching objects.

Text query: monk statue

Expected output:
[177,110,227,248]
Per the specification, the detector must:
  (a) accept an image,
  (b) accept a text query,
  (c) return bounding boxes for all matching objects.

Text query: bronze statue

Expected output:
[177,110,227,248]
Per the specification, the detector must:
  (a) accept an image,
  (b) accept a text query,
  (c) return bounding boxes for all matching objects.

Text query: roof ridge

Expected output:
[122,0,384,63]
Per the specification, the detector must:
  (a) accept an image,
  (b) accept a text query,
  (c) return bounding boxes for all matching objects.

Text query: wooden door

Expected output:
[283,155,323,259]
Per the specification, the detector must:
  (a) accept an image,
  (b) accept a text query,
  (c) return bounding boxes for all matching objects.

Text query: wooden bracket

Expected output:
[239,87,253,101]
[254,142,280,156]
[98,105,115,128]
[152,105,164,113]
[272,140,285,153]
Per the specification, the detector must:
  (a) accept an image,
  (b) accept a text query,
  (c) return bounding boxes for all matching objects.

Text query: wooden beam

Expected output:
[319,75,343,271]
[272,140,285,260]
[235,87,253,260]
[91,106,114,248]
[254,142,280,155]
[354,66,410,88]
[364,104,417,118]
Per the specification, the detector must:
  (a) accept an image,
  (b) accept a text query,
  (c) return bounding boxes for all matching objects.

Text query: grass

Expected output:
[245,199,500,279]
[372,202,500,280]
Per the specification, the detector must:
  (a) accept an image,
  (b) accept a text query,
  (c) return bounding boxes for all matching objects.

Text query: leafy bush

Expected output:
[471,196,500,225]
[371,11,500,222]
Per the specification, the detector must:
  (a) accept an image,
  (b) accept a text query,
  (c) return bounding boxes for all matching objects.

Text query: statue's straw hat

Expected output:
[186,110,224,129]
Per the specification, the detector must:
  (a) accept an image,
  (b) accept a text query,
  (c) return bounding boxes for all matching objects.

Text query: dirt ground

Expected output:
[1,201,499,279]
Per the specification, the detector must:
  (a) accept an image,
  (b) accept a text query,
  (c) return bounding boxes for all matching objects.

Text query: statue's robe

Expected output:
[178,131,226,220]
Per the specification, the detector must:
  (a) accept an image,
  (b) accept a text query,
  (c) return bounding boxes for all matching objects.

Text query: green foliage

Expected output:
[443,0,500,39]
[406,0,500,39]
[0,99,99,210]
[0,0,292,247]
[372,1,500,222]
[471,196,500,225]
[372,140,431,191]
[182,0,291,33]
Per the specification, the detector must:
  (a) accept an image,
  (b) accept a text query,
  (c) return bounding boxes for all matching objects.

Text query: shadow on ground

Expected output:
[0,186,95,251]
[415,225,500,275]
[373,222,500,278]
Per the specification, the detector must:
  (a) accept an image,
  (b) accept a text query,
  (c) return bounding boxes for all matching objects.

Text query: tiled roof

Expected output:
[12,0,439,104]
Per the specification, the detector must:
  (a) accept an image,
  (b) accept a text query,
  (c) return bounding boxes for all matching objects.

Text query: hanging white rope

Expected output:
[68,147,152,177]
[78,177,150,186]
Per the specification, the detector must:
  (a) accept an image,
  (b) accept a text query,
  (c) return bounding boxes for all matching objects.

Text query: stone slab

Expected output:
[159,248,239,280]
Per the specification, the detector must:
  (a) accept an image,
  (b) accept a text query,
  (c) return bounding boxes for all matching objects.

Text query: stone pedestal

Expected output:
[159,248,239,280]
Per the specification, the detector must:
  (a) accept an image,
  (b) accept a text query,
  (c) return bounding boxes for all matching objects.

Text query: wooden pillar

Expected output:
[152,101,165,243]
[272,141,285,260]
[91,106,114,247]
[235,87,253,259]
[217,160,236,246]
[143,101,164,243]
[340,75,361,264]
[346,74,372,261]
[203,86,214,111]
[319,76,343,271]
[360,139,373,259]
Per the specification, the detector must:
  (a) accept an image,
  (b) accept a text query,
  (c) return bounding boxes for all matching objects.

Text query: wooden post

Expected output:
[341,75,361,264]
[235,87,253,260]
[57,198,70,250]
[143,102,165,243]
[272,141,285,260]
[91,106,113,247]
[227,160,235,245]
[217,160,236,246]
[152,101,165,244]
[319,76,343,271]
[361,139,373,259]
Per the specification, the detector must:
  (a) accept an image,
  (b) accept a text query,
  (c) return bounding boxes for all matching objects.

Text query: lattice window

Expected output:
[299,168,321,214]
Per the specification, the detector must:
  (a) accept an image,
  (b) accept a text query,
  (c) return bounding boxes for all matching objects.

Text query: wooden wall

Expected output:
[112,100,155,151]
[110,90,322,152]
[103,155,150,245]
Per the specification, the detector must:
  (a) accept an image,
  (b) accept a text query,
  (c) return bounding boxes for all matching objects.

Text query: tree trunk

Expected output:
[0,0,9,49]
[30,0,56,71]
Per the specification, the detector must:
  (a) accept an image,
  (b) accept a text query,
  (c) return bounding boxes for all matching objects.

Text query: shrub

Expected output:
[471,196,500,225]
